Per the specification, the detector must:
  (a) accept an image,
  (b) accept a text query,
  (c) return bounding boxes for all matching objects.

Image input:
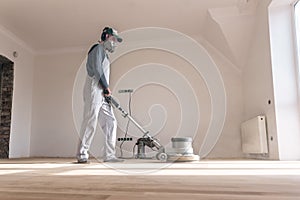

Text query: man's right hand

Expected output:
[103,88,112,97]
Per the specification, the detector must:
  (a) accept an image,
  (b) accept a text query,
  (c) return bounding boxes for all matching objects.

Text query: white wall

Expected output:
[0,25,34,158]
[242,0,280,160]
[30,51,85,157]
[268,1,300,160]
[202,0,278,159]
[197,36,244,158]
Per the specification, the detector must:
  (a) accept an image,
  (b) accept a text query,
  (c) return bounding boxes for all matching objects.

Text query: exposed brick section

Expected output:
[0,55,14,158]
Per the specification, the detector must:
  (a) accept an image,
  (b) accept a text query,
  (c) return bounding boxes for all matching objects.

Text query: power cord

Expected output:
[119,92,132,158]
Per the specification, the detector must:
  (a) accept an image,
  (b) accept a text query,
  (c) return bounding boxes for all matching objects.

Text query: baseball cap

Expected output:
[102,27,123,43]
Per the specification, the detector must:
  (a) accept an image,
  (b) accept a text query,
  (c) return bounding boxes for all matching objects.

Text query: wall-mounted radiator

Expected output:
[241,116,268,154]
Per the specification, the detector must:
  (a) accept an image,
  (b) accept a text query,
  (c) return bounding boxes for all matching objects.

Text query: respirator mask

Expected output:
[103,39,117,53]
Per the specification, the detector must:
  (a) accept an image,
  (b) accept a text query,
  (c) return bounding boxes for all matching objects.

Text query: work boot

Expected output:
[77,158,89,164]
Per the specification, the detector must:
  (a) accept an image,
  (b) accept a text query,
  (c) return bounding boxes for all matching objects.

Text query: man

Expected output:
[77,27,123,163]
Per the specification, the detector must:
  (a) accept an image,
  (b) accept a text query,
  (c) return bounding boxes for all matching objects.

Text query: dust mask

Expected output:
[103,40,116,53]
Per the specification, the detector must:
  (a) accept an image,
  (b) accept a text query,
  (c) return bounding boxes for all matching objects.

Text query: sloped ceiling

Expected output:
[0,0,240,52]
[203,0,259,67]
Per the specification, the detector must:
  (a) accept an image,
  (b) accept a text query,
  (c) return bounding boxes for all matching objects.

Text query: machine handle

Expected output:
[105,96,119,107]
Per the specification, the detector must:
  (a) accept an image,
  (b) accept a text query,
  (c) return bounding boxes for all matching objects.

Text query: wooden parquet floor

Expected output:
[0,158,300,200]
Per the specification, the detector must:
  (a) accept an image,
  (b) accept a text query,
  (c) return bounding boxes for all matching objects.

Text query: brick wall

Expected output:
[0,55,14,158]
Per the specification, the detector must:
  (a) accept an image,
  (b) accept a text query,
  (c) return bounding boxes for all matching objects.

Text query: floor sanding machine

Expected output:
[105,96,200,162]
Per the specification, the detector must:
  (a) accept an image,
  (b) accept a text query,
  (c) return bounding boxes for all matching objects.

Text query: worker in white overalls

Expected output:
[77,27,123,163]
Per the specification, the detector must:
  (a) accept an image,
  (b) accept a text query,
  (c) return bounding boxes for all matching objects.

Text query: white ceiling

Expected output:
[0,0,240,52]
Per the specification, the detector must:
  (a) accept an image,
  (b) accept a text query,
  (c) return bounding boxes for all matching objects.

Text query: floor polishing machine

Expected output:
[105,96,200,162]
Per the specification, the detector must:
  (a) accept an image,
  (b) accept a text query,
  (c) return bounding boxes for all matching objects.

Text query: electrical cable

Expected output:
[119,92,132,158]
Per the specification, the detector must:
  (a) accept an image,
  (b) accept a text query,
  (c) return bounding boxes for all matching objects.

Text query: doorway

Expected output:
[0,55,14,158]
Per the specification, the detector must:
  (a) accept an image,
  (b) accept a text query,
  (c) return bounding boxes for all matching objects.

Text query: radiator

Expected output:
[241,116,268,154]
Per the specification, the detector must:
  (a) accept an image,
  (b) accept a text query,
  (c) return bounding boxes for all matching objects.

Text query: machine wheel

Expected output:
[156,152,168,161]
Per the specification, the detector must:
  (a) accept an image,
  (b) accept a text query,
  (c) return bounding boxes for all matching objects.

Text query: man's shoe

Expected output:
[103,158,124,163]
[77,158,89,164]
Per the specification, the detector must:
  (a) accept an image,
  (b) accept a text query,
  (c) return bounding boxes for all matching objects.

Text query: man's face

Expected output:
[103,35,118,53]
[108,35,117,42]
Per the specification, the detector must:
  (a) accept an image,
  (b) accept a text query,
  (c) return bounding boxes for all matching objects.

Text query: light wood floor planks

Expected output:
[0,158,300,200]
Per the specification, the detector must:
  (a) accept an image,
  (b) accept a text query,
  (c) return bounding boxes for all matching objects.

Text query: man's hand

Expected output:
[103,88,112,97]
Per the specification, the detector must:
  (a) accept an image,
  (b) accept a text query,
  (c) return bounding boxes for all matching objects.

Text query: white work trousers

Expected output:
[77,75,117,160]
